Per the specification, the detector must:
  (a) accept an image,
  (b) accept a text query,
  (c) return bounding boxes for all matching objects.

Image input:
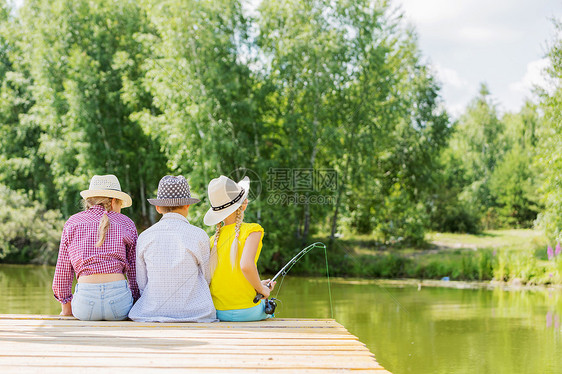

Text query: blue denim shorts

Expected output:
[72,280,133,321]
[216,300,271,322]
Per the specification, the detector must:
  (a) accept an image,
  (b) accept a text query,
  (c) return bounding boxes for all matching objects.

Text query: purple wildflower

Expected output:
[556,242,561,256]
[548,245,554,260]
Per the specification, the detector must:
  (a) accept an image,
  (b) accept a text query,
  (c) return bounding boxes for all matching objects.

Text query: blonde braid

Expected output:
[96,199,112,247]
[229,207,244,269]
[210,221,223,275]
[83,197,113,248]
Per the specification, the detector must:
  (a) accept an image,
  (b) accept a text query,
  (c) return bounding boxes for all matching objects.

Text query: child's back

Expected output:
[210,222,264,310]
[204,175,275,322]
[128,176,217,323]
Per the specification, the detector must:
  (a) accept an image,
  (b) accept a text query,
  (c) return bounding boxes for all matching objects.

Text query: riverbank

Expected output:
[303,229,561,285]
[1,227,558,285]
[333,277,562,292]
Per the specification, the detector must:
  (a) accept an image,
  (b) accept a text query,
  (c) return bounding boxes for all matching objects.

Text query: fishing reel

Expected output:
[252,293,277,315]
[264,298,277,315]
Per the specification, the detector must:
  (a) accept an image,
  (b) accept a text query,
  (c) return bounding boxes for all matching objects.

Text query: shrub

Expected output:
[0,184,64,264]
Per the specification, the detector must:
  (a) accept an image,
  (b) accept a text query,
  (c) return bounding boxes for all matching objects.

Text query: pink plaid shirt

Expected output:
[52,205,140,303]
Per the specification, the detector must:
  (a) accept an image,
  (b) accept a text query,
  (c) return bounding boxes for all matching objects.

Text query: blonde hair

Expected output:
[82,197,114,247]
[229,207,244,269]
[210,206,245,273]
[210,221,222,276]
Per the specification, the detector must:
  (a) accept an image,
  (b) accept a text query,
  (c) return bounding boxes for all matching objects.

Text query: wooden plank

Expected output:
[0,339,371,353]
[0,356,382,369]
[0,347,374,356]
[0,367,390,373]
[0,323,343,331]
[0,330,356,338]
[0,319,344,330]
[0,337,364,347]
[0,326,352,340]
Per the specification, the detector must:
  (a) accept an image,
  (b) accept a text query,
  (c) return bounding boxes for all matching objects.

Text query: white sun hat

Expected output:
[80,174,133,208]
[203,175,250,226]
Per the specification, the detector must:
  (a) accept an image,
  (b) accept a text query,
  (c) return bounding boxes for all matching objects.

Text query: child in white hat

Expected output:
[52,174,139,320]
[204,175,276,321]
[128,175,217,322]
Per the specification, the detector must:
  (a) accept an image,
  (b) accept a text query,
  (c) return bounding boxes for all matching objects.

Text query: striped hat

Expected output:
[147,175,200,206]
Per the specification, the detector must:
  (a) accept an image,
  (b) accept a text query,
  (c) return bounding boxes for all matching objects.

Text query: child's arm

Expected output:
[135,241,147,295]
[240,232,273,299]
[126,227,140,301]
[201,240,212,284]
[52,227,74,316]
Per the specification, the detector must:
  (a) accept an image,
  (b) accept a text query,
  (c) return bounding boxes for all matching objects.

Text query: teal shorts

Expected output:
[216,300,272,322]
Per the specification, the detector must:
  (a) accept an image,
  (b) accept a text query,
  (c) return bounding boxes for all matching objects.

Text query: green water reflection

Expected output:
[1,265,561,374]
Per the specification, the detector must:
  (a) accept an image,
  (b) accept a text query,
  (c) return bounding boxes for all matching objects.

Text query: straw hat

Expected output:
[204,176,250,226]
[147,175,200,206]
[80,175,133,208]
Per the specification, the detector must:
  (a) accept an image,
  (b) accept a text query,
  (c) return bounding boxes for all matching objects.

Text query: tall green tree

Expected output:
[258,0,449,247]
[489,101,540,227]
[0,0,58,205]
[132,0,260,226]
[434,86,541,232]
[17,0,167,222]
[537,20,562,239]
[438,84,504,229]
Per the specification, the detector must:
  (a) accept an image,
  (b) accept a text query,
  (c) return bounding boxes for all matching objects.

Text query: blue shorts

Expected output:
[216,300,272,322]
[72,280,133,321]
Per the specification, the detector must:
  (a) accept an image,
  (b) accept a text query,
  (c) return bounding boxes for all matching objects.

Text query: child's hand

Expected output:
[60,301,73,316]
[260,279,277,298]
[263,279,277,291]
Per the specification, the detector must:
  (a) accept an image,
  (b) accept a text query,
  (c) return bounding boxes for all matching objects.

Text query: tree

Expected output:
[435,83,504,230]
[17,0,167,222]
[0,0,58,205]
[131,0,260,226]
[536,20,562,239]
[489,101,540,227]
[258,0,450,247]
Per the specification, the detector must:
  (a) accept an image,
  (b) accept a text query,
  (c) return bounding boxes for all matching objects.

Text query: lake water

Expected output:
[1,264,561,374]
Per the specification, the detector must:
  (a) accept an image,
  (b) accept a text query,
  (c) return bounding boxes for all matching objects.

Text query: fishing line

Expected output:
[262,242,334,319]
[376,283,409,314]
[324,244,334,319]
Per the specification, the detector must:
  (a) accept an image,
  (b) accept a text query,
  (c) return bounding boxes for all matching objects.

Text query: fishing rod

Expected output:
[253,242,327,305]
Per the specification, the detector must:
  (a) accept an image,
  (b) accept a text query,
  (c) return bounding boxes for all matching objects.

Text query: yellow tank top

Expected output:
[209,222,264,310]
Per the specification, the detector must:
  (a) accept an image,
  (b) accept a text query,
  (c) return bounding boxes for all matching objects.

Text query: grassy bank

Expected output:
[299,229,561,285]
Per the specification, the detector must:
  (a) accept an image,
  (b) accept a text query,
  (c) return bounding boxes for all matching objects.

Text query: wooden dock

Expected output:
[0,314,390,373]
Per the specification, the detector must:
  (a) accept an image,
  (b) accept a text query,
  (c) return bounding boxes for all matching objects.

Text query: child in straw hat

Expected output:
[204,175,276,321]
[52,174,139,320]
[128,175,217,322]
